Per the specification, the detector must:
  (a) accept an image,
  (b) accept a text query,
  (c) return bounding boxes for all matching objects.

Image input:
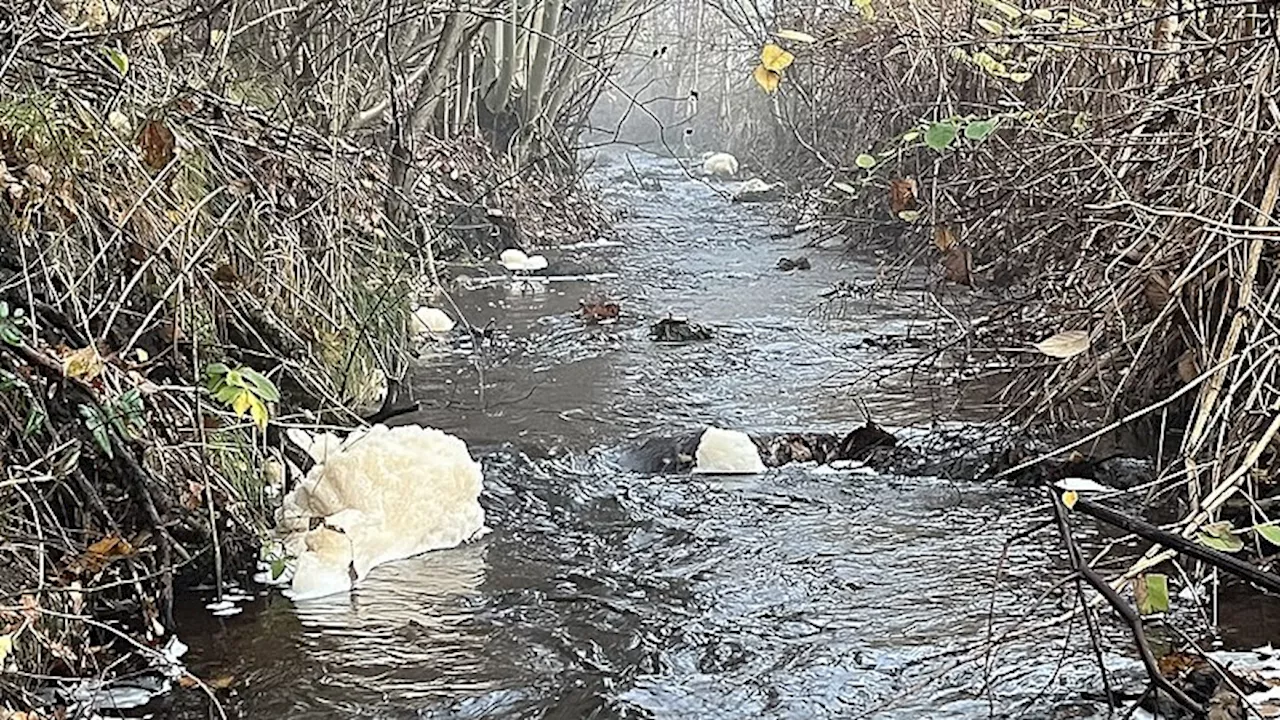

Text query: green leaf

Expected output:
[897,210,921,222]
[101,46,129,76]
[214,385,240,404]
[965,118,999,140]
[24,406,44,437]
[925,121,958,152]
[1137,574,1169,614]
[902,130,920,142]
[1196,521,1244,553]
[1256,523,1280,547]
[1008,71,1033,83]
[238,368,280,402]
[855,154,877,169]
[270,556,287,580]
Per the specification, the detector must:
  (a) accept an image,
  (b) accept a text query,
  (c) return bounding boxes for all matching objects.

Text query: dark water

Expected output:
[174,152,1153,719]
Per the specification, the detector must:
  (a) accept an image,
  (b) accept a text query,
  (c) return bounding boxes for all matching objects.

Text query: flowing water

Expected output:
[174,152,1153,719]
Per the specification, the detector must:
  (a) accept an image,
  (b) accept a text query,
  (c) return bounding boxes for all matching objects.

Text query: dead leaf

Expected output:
[1144,272,1171,310]
[775,29,817,44]
[19,595,38,622]
[1033,330,1091,359]
[177,674,199,689]
[1132,575,1148,613]
[889,178,917,213]
[66,533,135,578]
[1176,349,1199,383]
[62,345,105,381]
[760,43,795,72]
[137,120,176,171]
[24,164,52,186]
[942,247,972,286]
[87,534,133,558]
[181,481,204,510]
[212,264,239,285]
[752,65,781,94]
[208,675,235,690]
[934,226,958,252]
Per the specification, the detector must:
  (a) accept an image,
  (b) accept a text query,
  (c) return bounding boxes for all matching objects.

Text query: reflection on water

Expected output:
[176,152,1136,719]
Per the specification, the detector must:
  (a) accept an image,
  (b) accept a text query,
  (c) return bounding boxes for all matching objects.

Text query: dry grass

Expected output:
[756,0,1279,514]
[0,0,610,708]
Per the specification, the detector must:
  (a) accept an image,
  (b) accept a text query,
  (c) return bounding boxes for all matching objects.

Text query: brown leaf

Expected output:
[212,264,239,285]
[177,674,200,689]
[86,534,133,558]
[208,675,236,690]
[181,481,204,510]
[1144,272,1171,310]
[137,120,175,171]
[941,247,972,286]
[889,178,918,214]
[934,226,958,252]
[1132,576,1149,615]
[1176,349,1199,383]
[66,534,134,578]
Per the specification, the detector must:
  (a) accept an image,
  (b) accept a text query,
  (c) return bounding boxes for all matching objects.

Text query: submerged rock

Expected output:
[620,423,900,475]
[278,424,487,600]
[694,427,766,474]
[649,316,713,343]
[732,177,783,203]
[777,256,811,271]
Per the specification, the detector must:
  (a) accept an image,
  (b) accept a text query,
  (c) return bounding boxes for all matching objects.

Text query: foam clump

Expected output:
[499,248,548,272]
[701,152,739,178]
[412,306,455,335]
[278,424,487,600]
[693,426,765,474]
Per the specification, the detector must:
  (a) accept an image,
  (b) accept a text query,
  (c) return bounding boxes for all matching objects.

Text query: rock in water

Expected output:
[777,256,811,271]
[732,177,782,203]
[694,427,766,474]
[278,424,487,600]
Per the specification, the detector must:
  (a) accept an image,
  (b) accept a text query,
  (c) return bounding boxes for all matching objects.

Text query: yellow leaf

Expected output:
[760,44,795,72]
[853,0,875,21]
[980,0,1022,20]
[1029,7,1053,21]
[1061,490,1078,509]
[1008,71,1033,83]
[976,18,1004,34]
[247,395,269,430]
[832,181,858,195]
[753,65,781,93]
[231,390,253,417]
[0,634,12,665]
[776,29,817,43]
[64,345,105,381]
[1033,330,1091,359]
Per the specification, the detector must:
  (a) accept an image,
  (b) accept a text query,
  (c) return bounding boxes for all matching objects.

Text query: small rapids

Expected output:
[174,153,1148,719]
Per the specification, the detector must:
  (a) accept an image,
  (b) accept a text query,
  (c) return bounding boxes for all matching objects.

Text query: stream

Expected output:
[175,152,1156,719]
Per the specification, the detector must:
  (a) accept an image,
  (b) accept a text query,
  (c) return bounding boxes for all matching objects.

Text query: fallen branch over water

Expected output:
[1073,497,1280,596]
